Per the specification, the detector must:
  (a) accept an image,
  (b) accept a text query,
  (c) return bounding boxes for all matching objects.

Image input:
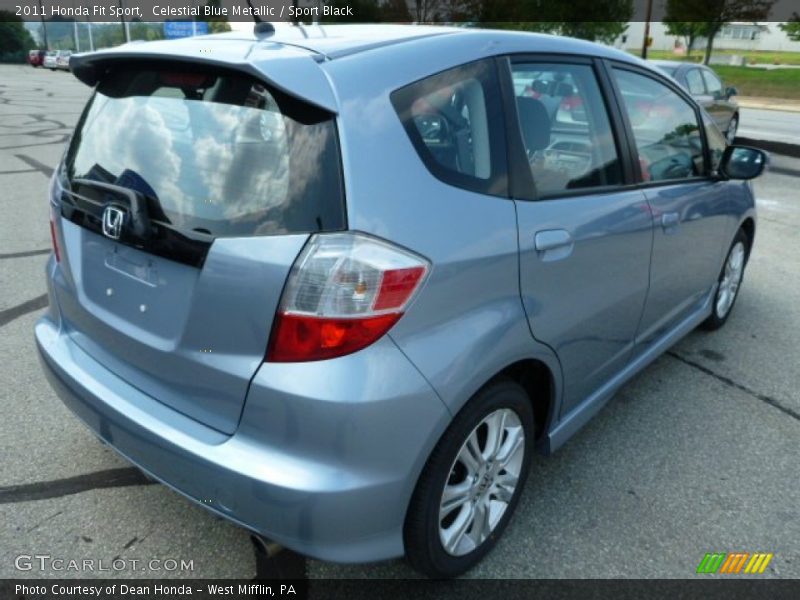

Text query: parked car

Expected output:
[650,60,740,144]
[42,50,58,70]
[55,50,73,71]
[28,49,45,67]
[38,26,766,578]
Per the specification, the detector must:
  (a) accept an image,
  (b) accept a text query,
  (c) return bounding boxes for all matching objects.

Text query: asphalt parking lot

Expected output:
[1,63,799,581]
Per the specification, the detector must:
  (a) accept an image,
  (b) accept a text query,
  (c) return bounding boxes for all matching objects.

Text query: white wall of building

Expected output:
[617,22,800,54]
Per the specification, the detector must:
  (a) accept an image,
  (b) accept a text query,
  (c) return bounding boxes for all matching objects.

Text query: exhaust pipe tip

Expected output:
[250,534,306,579]
[250,534,284,559]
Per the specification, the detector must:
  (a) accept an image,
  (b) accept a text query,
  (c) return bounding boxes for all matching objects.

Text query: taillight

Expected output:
[49,207,61,263]
[267,233,430,362]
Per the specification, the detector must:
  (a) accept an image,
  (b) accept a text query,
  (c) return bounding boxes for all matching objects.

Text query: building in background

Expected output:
[617,22,800,54]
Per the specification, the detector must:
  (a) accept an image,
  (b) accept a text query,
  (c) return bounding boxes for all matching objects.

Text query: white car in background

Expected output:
[55,50,73,71]
[43,51,58,70]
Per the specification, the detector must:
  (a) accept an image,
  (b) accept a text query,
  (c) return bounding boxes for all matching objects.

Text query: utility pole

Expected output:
[72,0,79,52]
[38,0,49,50]
[70,1,80,51]
[641,0,653,59]
[118,0,130,43]
[87,21,94,51]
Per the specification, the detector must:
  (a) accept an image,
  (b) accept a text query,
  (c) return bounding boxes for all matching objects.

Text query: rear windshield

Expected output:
[655,65,677,77]
[65,65,345,237]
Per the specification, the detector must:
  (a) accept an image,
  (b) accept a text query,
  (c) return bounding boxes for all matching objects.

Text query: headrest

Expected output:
[556,82,575,97]
[516,96,551,152]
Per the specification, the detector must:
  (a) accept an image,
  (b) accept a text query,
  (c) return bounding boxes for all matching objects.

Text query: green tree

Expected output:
[779,13,800,41]
[662,21,706,57]
[664,0,775,65]
[321,0,408,23]
[0,10,36,61]
[199,0,231,33]
[129,22,166,42]
[381,0,413,21]
[480,0,633,44]
[438,0,482,22]
[411,0,442,21]
[93,23,125,49]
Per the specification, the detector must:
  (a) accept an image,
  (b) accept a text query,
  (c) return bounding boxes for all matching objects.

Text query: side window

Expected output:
[702,69,723,98]
[612,68,706,182]
[511,62,623,198]
[391,59,507,196]
[703,111,727,172]
[685,69,706,95]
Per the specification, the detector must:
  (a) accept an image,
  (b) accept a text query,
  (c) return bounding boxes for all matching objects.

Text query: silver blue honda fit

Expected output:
[36,24,766,577]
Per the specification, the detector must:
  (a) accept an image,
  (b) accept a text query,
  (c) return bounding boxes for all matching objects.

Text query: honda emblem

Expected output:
[102,205,126,240]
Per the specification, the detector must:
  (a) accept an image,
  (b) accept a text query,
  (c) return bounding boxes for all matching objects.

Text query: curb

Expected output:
[737,100,800,113]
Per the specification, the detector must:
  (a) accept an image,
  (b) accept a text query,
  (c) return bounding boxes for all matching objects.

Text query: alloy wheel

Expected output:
[438,408,525,557]
[716,241,745,318]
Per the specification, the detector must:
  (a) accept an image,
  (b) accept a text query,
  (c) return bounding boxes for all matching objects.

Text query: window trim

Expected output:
[496,56,536,201]
[499,53,634,202]
[390,58,509,198]
[602,60,714,188]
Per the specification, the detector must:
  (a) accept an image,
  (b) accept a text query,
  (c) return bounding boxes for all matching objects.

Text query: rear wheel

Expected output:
[404,380,534,578]
[702,229,749,330]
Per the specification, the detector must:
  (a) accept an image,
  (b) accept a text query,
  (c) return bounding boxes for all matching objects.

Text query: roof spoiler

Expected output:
[69,48,338,114]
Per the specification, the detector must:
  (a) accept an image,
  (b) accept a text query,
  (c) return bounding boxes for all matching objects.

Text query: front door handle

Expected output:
[661,212,680,231]
[534,229,574,262]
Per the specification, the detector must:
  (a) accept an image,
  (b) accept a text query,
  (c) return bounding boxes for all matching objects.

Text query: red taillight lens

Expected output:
[49,218,61,263]
[373,266,427,311]
[266,233,430,363]
[268,314,401,362]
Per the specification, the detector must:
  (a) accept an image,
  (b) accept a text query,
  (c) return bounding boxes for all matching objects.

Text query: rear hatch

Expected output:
[51,59,345,434]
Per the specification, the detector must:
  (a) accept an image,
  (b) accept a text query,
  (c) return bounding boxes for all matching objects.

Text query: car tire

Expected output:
[701,229,749,331]
[404,379,534,578]
[726,115,738,145]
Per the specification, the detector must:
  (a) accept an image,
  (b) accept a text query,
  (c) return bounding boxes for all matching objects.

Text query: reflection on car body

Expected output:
[650,60,739,144]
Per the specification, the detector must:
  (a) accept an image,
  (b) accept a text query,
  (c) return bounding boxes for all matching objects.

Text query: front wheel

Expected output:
[702,229,749,330]
[404,380,534,578]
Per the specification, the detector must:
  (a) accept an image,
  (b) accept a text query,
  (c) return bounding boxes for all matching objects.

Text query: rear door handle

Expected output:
[661,212,680,230]
[534,229,574,261]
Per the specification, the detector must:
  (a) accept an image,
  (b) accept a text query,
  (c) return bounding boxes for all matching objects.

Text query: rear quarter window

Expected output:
[390,59,507,197]
[65,64,345,237]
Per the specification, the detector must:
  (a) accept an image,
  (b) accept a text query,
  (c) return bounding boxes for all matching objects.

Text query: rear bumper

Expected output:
[35,315,450,563]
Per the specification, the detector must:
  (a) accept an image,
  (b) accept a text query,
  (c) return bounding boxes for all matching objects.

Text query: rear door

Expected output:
[51,63,345,433]
[505,57,653,415]
[608,64,728,352]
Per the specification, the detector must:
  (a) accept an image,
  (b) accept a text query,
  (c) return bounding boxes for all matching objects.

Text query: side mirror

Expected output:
[726,86,738,99]
[720,146,768,180]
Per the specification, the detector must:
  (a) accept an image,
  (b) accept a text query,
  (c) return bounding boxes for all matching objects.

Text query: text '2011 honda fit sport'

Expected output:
[36,25,767,577]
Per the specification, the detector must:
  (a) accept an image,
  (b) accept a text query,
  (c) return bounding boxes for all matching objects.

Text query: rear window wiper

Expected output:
[72,178,153,239]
